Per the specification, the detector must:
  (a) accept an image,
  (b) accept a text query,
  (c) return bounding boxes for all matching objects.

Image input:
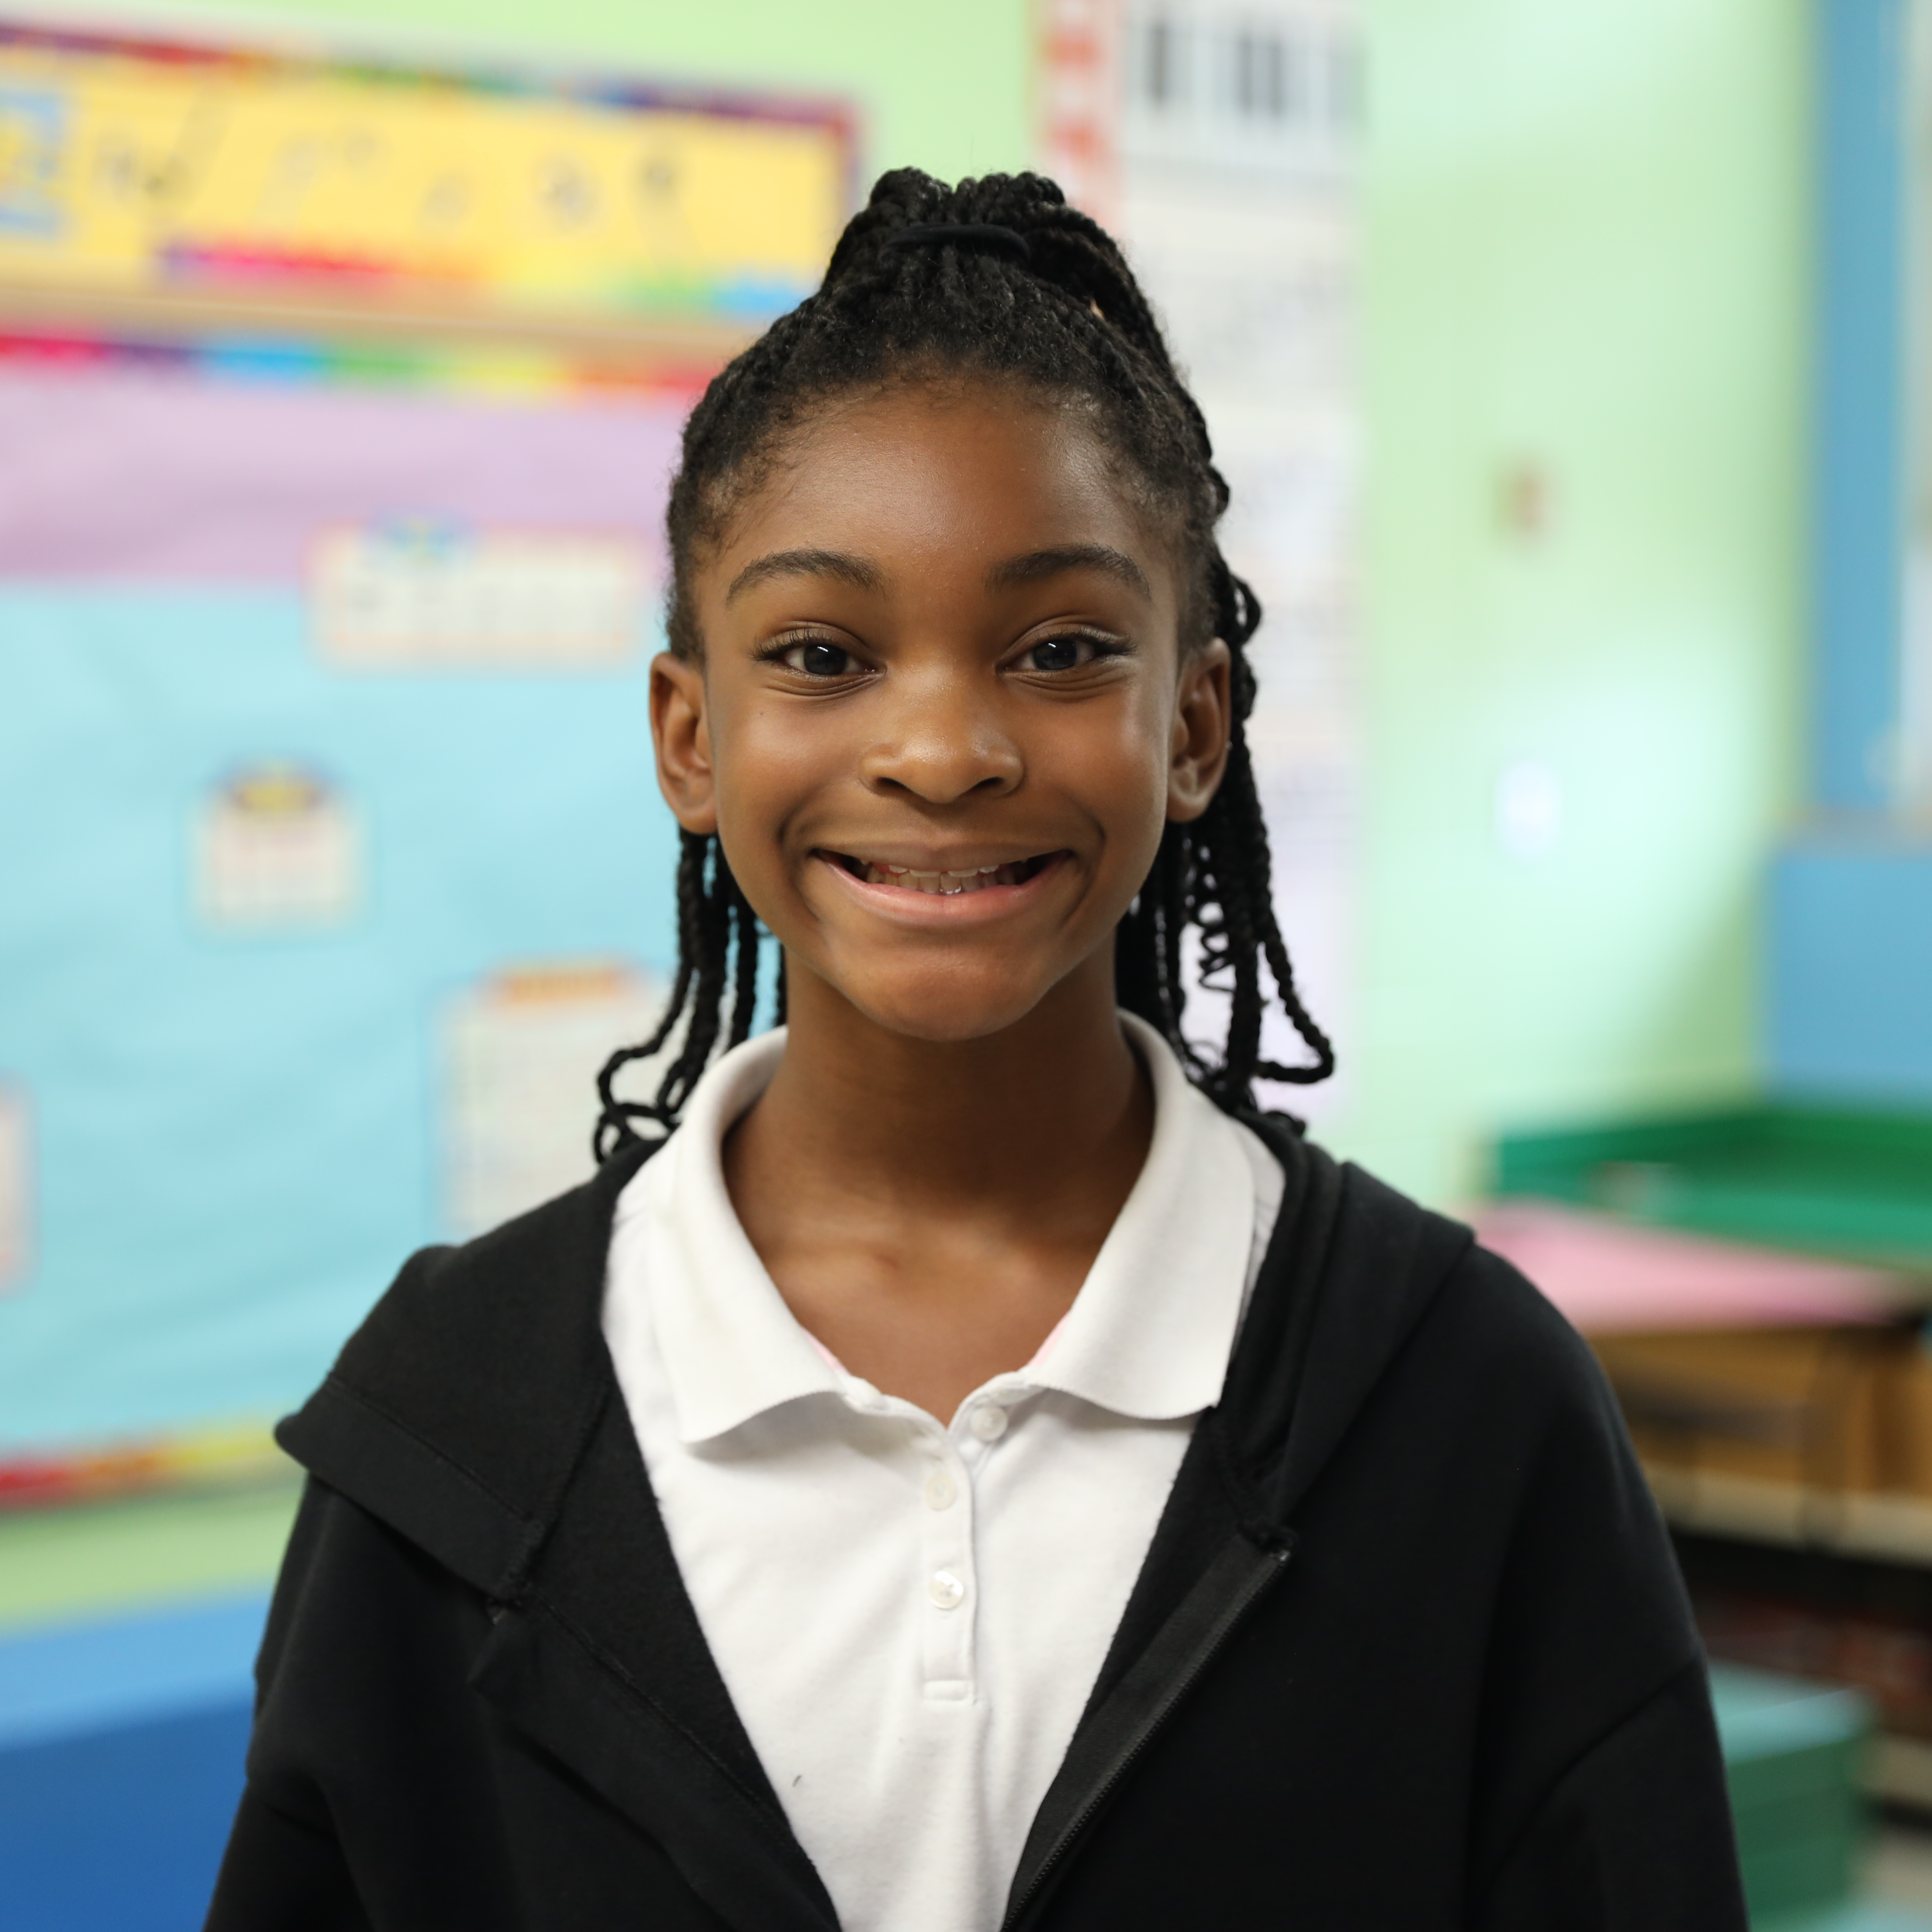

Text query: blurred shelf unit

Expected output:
[1496,1104,1932,1565]
[1494,1101,1932,1813]
[1492,1104,1932,1565]
[1675,1520,1932,1813]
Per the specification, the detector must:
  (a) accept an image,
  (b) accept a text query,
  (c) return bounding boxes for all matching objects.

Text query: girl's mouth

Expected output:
[821,851,1061,896]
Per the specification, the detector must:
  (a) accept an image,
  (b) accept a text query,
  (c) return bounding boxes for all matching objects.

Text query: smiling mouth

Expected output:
[822,851,1062,896]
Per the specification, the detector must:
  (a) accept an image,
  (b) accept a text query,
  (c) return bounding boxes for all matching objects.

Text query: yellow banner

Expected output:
[0,23,852,319]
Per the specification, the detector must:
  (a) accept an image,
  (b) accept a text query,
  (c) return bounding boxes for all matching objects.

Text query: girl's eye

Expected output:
[1021,635,1099,673]
[781,640,858,677]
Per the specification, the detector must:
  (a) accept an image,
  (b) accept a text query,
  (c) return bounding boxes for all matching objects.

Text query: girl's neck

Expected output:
[721,948,1154,1417]
[734,949,1150,1220]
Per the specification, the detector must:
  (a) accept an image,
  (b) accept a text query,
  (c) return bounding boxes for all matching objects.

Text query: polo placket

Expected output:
[916,1407,976,1702]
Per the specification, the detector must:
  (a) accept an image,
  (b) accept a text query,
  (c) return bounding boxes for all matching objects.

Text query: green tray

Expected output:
[1713,1665,1874,1923]
[1493,1106,1932,1271]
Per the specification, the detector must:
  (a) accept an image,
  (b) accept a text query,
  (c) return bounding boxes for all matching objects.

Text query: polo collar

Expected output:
[1024,1013,1259,1421]
[622,1013,1261,1445]
[621,1029,831,1446]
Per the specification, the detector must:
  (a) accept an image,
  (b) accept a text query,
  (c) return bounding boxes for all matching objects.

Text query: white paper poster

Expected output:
[312,522,648,671]
[1046,0,1362,1108]
[196,763,359,931]
[442,961,670,1237]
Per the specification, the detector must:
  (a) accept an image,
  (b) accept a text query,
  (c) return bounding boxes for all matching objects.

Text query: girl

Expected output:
[209,172,1744,1932]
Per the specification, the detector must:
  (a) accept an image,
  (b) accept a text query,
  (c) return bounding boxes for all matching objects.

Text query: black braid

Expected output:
[596,168,1333,1156]
[594,831,763,1157]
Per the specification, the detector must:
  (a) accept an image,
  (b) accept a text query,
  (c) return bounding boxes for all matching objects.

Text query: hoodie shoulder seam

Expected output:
[306,1372,540,1534]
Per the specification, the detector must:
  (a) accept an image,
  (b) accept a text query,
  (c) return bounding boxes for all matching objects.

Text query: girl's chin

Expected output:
[841,993,1055,1045]
[809,965,1081,1046]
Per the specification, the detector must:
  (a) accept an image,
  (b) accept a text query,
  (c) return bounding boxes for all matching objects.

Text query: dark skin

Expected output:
[652,380,1233,1420]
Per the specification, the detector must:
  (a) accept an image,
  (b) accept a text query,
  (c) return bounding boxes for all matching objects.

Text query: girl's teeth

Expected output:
[860,861,1025,894]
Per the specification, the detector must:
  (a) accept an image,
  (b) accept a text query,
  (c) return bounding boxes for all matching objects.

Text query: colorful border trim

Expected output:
[0,1420,293,1512]
[0,324,717,405]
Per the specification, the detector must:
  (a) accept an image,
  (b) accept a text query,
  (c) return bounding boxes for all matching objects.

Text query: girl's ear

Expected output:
[651,652,719,835]
[1167,637,1234,824]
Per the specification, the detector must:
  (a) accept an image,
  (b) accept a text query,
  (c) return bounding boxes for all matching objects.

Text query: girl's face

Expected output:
[653,380,1232,1043]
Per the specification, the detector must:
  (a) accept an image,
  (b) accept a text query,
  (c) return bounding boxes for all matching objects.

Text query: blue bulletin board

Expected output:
[0,334,704,1462]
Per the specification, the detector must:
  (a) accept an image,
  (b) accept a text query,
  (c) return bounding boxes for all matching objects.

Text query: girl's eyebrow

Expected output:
[725,548,884,604]
[724,543,1151,607]
[985,544,1151,601]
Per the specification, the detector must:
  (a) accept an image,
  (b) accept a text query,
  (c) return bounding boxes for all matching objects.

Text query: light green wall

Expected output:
[48,0,1034,188]
[1324,0,1810,1204]
[0,1482,300,1632]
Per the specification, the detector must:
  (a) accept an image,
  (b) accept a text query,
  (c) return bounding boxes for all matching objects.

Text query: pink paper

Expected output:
[1473,1198,1906,1334]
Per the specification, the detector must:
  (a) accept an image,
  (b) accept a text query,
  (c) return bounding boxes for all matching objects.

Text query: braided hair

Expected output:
[596,168,1333,1157]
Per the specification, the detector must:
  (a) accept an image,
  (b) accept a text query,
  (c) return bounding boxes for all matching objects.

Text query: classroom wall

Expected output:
[1330,0,1810,1203]
[28,0,1810,1216]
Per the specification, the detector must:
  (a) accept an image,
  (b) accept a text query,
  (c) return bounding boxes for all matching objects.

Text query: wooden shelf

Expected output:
[1647,1463,1932,1567]
[1870,1734,1932,1810]
[1650,1465,1932,1813]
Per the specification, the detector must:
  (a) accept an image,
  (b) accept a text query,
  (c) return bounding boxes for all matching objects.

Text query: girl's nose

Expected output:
[856,673,1023,804]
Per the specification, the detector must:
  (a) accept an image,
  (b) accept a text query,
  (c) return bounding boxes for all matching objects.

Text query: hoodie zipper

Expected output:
[999,1538,1293,1931]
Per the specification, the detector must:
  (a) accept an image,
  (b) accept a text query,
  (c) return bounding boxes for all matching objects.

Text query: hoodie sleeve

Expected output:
[1445,1245,1749,1932]
[204,1476,521,1932]
[205,1480,374,1932]
[1474,1661,1747,1932]
[205,1785,372,1932]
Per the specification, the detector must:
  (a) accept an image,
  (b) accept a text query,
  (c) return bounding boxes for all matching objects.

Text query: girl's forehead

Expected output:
[710,382,1165,568]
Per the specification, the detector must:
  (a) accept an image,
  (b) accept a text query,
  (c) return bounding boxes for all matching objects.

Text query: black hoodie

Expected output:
[207,1121,1747,1931]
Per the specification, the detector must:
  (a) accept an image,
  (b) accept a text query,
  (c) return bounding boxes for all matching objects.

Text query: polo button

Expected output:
[923,1470,958,1511]
[969,1405,1009,1442]
[928,1569,966,1610]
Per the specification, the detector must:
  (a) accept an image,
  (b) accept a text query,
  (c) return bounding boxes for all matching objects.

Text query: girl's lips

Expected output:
[813,848,1071,921]
[836,852,1049,895]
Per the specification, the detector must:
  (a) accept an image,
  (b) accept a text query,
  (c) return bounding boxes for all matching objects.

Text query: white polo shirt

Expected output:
[601,1013,1284,1932]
